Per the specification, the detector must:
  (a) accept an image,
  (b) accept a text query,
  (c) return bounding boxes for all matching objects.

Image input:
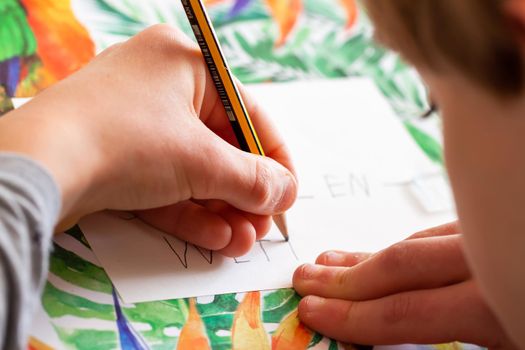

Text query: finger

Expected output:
[200,77,296,176]
[214,208,257,257]
[183,128,298,216]
[298,281,513,348]
[240,212,272,240]
[407,221,460,240]
[294,235,469,300]
[197,199,272,239]
[136,201,231,251]
[315,251,372,267]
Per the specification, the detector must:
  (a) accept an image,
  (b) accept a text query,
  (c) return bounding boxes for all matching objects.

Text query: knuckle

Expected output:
[143,23,183,41]
[377,241,412,273]
[335,268,352,290]
[137,24,195,55]
[250,158,274,209]
[342,300,359,327]
[383,294,412,324]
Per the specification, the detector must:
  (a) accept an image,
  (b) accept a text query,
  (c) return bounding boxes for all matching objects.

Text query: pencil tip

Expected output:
[272,214,289,241]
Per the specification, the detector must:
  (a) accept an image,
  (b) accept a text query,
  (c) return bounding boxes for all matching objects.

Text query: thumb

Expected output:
[185,133,298,215]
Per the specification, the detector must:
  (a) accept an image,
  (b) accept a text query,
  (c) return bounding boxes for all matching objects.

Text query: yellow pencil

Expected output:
[180,0,290,241]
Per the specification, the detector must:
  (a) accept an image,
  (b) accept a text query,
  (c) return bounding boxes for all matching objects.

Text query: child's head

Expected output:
[363,0,523,96]
[361,0,525,187]
[361,3,525,345]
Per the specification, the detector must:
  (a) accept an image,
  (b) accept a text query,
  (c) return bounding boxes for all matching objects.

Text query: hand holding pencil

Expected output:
[11,24,297,256]
[181,0,294,241]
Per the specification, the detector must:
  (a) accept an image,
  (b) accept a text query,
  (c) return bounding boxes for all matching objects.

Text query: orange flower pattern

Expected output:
[272,310,313,350]
[232,292,271,350]
[177,298,211,350]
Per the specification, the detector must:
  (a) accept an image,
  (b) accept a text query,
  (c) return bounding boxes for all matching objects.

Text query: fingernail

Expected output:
[277,173,297,212]
[299,263,320,280]
[299,296,325,321]
[321,251,346,265]
[302,295,325,316]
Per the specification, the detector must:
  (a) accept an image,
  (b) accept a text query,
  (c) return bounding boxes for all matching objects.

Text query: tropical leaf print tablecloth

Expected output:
[1,0,467,349]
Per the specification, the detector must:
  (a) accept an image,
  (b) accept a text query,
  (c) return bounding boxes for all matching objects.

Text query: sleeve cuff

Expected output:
[0,152,62,235]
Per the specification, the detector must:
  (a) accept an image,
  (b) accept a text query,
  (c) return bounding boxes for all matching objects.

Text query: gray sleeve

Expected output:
[0,153,61,350]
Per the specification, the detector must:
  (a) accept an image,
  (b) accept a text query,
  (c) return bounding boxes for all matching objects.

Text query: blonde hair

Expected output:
[362,0,523,95]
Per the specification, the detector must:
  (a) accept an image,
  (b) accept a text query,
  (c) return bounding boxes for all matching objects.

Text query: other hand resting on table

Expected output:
[294,222,517,348]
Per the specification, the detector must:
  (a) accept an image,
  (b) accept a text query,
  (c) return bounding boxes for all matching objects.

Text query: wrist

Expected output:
[0,96,102,223]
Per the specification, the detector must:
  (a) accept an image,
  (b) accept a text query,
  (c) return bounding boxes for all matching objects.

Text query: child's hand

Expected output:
[293,222,516,348]
[0,25,297,257]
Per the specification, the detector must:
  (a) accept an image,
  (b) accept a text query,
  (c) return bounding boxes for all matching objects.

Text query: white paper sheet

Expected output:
[80,78,455,303]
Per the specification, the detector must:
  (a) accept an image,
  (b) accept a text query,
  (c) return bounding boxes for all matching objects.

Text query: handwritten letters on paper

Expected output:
[80,79,455,303]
